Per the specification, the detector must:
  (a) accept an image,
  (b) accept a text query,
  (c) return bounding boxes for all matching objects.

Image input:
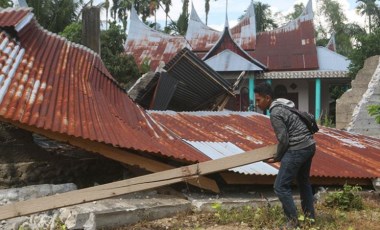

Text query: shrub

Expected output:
[324,184,364,211]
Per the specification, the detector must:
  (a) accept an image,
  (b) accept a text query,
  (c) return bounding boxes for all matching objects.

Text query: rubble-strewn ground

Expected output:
[115,192,380,230]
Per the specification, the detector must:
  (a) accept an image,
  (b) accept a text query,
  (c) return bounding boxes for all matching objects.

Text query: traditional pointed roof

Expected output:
[185,3,221,55]
[230,0,257,50]
[205,49,263,71]
[326,32,337,52]
[124,7,187,71]
[252,0,318,71]
[202,22,265,70]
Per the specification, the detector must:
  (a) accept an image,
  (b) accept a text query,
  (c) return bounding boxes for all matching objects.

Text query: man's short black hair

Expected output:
[254,82,274,98]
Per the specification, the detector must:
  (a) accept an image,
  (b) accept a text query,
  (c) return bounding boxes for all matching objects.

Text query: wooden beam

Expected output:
[0,119,219,193]
[0,144,277,220]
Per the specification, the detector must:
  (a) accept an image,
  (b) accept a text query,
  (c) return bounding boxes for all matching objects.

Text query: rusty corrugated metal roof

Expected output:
[229,1,256,51]
[252,0,318,71]
[149,110,380,179]
[185,4,221,54]
[0,7,209,163]
[126,0,319,72]
[124,7,187,72]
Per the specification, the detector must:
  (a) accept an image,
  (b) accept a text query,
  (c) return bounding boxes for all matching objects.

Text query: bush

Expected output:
[324,184,364,211]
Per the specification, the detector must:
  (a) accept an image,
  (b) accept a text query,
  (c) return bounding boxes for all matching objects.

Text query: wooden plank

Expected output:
[0,144,277,220]
[0,119,219,193]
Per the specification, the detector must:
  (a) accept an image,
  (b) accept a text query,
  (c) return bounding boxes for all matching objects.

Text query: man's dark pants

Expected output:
[274,144,316,223]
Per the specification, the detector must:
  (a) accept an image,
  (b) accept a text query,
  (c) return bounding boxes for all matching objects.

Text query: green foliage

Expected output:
[321,114,334,127]
[254,2,278,32]
[176,0,189,35]
[324,184,364,211]
[368,105,380,124]
[348,28,380,78]
[54,217,67,230]
[211,203,285,228]
[0,0,12,7]
[139,57,151,75]
[317,0,355,56]
[285,3,305,21]
[26,0,80,33]
[100,22,139,88]
[59,22,82,44]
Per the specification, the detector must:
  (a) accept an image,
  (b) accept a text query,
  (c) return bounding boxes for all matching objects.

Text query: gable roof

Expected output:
[0,7,208,163]
[185,3,221,55]
[252,0,319,71]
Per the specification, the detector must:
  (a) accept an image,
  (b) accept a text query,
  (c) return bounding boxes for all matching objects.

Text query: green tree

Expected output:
[176,0,189,35]
[0,0,12,7]
[162,0,172,28]
[59,22,82,44]
[254,2,277,32]
[100,22,140,88]
[285,3,305,20]
[356,0,378,33]
[111,0,133,32]
[26,0,80,33]
[318,0,354,56]
[348,28,380,78]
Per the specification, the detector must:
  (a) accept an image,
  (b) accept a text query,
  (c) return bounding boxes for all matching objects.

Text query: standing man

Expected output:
[254,82,316,228]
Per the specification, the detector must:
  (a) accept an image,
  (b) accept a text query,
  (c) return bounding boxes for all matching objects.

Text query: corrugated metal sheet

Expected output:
[124,7,187,72]
[229,1,256,51]
[0,8,209,163]
[158,48,234,111]
[185,140,278,175]
[205,49,263,72]
[185,4,221,53]
[252,0,319,71]
[317,47,350,71]
[149,110,380,179]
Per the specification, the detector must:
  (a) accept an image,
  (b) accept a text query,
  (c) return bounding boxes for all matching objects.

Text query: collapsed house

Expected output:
[0,7,379,194]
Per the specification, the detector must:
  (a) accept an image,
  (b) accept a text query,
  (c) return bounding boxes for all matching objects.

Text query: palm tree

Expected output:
[205,0,210,25]
[104,0,110,30]
[162,0,172,28]
[356,0,378,33]
[111,0,133,31]
[26,0,80,33]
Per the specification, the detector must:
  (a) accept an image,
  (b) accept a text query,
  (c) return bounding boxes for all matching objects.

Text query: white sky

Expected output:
[13,0,366,31]
[149,0,366,31]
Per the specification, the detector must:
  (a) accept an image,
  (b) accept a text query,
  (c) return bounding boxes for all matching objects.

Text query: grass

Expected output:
[122,189,380,230]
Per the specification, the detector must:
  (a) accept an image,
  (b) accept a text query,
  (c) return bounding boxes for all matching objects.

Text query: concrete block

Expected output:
[59,196,192,229]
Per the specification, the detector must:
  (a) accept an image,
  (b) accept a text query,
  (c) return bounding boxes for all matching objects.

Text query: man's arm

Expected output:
[270,112,289,162]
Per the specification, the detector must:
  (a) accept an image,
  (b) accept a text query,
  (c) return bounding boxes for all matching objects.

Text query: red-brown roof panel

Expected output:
[149,111,380,179]
[124,8,186,72]
[0,8,208,163]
